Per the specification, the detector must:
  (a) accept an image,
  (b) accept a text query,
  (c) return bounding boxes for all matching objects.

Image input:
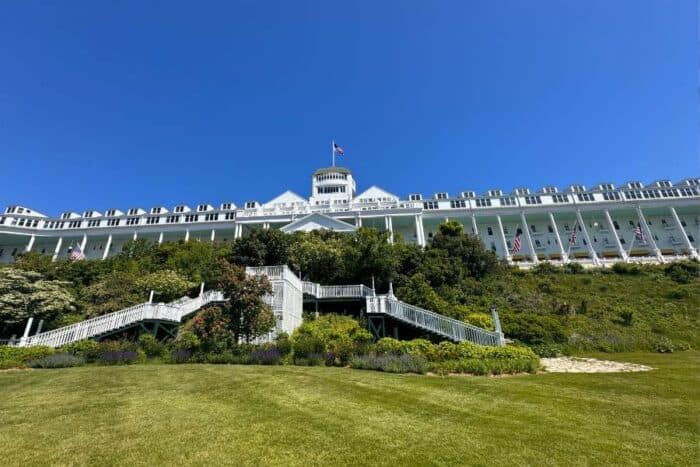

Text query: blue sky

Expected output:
[1,1,697,215]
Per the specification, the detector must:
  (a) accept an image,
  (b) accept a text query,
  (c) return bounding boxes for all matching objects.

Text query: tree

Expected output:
[428,221,500,280]
[341,227,398,290]
[82,270,143,317]
[229,228,290,267]
[287,231,344,283]
[0,268,76,332]
[217,260,275,343]
[136,270,195,302]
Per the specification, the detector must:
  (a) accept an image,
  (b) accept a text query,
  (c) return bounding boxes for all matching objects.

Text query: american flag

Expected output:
[635,223,646,243]
[69,243,85,261]
[333,142,345,155]
[512,228,522,254]
[569,221,578,246]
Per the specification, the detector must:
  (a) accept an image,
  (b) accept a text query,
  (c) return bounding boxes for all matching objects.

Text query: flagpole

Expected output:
[331,140,335,167]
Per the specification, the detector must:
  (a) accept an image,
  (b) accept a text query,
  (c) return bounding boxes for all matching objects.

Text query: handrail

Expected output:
[20,290,225,348]
[302,281,374,299]
[366,296,503,346]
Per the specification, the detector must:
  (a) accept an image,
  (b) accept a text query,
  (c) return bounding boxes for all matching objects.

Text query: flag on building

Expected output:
[512,228,522,254]
[635,223,646,243]
[333,142,345,155]
[69,243,85,261]
[569,221,578,245]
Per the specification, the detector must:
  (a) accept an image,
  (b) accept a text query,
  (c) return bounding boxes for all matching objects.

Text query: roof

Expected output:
[313,167,352,176]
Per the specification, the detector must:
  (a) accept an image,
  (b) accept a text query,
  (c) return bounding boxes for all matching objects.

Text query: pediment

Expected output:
[280,213,357,233]
[264,190,308,207]
[354,185,398,202]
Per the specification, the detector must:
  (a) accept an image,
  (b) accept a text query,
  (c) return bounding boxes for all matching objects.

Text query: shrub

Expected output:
[138,334,167,359]
[349,354,428,374]
[664,261,698,284]
[248,348,282,365]
[274,332,292,356]
[612,262,641,275]
[530,344,565,357]
[100,350,143,365]
[0,346,54,369]
[28,352,84,368]
[430,357,539,376]
[169,349,192,363]
[563,262,584,274]
[375,337,406,356]
[293,353,326,366]
[466,313,493,330]
[62,339,101,362]
[616,308,634,327]
[291,314,372,364]
[171,331,201,352]
[203,352,234,364]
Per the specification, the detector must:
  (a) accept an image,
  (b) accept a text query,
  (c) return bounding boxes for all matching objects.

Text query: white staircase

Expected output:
[19,290,224,348]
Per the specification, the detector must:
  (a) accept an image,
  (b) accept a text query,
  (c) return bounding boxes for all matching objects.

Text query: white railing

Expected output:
[366,296,503,346]
[20,290,224,348]
[302,282,374,299]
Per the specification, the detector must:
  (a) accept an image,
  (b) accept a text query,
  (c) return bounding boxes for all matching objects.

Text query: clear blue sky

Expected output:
[1,1,697,215]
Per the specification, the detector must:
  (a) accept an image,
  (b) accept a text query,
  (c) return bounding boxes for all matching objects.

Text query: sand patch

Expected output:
[541,357,653,373]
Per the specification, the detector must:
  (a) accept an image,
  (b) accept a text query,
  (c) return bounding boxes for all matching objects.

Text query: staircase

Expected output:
[366,295,504,346]
[301,278,504,346]
[19,290,224,348]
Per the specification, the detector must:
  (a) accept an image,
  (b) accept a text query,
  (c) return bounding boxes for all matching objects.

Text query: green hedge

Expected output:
[0,346,55,369]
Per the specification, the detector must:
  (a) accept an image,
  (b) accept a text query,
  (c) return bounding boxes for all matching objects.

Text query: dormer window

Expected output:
[197,204,211,212]
[106,209,117,217]
[245,201,258,209]
[460,191,475,198]
[61,212,72,219]
[151,207,162,214]
[542,186,558,194]
[127,208,140,215]
[487,189,502,197]
[221,203,233,210]
[174,206,185,213]
[408,194,422,201]
[435,192,448,200]
[598,183,615,190]
[515,188,530,196]
[84,211,94,218]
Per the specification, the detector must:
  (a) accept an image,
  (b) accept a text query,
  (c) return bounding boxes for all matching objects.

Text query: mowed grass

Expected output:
[0,352,698,466]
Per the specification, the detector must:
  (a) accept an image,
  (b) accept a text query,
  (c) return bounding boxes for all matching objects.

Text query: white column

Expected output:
[51,237,63,262]
[496,216,511,262]
[414,214,425,247]
[471,214,479,236]
[669,206,698,258]
[519,212,538,264]
[80,234,87,253]
[20,317,34,345]
[184,229,190,243]
[234,223,242,239]
[356,215,363,228]
[635,206,663,262]
[158,232,164,245]
[385,216,394,244]
[548,212,567,262]
[132,231,138,241]
[575,210,599,266]
[102,234,113,260]
[24,234,36,253]
[210,229,216,242]
[604,209,628,262]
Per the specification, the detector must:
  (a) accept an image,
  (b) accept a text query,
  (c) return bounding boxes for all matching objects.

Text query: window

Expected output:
[689,235,695,243]
[603,191,621,201]
[166,215,180,224]
[107,219,120,227]
[423,201,439,210]
[198,204,211,212]
[547,225,553,233]
[450,200,467,209]
[84,211,95,218]
[106,209,117,217]
[681,219,687,227]
[184,214,198,223]
[487,227,493,236]
[205,213,219,221]
[530,225,537,233]
[245,202,257,209]
[68,221,81,228]
[87,220,100,227]
[475,198,491,207]
[128,208,140,215]
[613,220,620,230]
[151,207,162,214]
[126,217,139,226]
[409,194,422,201]
[436,192,448,200]
[224,212,236,220]
[564,224,570,231]
[146,217,160,225]
[499,197,516,206]
[524,196,542,205]
[552,194,569,203]
[174,206,186,213]
[221,203,233,210]
[577,193,595,202]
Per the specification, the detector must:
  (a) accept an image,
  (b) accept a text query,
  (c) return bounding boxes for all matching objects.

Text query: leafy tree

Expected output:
[0,268,76,332]
[341,227,398,290]
[229,228,290,267]
[428,221,500,280]
[287,231,344,283]
[217,260,275,343]
[290,314,372,363]
[82,270,143,317]
[136,270,195,302]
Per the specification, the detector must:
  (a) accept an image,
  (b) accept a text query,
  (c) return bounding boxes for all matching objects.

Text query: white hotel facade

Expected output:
[1,166,699,266]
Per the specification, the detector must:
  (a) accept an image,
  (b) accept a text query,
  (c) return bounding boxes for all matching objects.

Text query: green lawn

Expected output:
[1,352,698,466]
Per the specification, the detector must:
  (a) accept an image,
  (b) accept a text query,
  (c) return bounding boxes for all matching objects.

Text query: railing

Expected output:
[19,290,224,348]
[246,265,302,290]
[366,296,503,346]
[302,282,374,299]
